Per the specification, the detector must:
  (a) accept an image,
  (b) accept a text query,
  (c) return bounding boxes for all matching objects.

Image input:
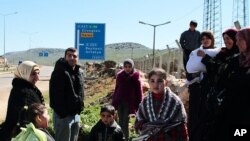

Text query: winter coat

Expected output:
[88,120,125,141]
[201,51,240,114]
[205,54,250,141]
[49,58,84,118]
[201,46,239,79]
[0,78,44,141]
[112,70,143,114]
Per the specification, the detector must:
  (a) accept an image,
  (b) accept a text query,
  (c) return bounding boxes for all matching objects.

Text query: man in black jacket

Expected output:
[49,47,84,141]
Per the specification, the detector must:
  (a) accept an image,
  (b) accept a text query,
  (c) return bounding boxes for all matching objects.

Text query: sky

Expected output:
[0,0,243,56]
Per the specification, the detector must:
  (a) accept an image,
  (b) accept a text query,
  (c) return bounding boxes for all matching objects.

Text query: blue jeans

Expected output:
[53,112,81,141]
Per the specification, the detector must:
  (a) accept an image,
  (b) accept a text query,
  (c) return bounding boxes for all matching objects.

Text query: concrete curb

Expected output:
[0,71,13,75]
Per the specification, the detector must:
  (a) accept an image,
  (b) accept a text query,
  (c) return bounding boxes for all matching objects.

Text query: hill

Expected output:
[4,42,152,66]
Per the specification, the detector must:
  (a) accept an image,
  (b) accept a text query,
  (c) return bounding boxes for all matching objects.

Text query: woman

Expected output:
[186,31,216,141]
[213,27,250,140]
[134,68,188,141]
[198,28,239,74]
[0,61,45,141]
[231,27,250,123]
[112,58,143,141]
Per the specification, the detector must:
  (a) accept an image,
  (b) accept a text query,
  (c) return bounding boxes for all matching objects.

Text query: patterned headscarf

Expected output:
[14,61,39,82]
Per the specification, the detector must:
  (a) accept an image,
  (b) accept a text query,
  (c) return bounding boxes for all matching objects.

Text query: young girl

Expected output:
[12,103,54,141]
[112,58,143,140]
[27,103,54,141]
[134,68,188,141]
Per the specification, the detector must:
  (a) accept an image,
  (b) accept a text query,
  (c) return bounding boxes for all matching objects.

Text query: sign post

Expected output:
[75,23,105,60]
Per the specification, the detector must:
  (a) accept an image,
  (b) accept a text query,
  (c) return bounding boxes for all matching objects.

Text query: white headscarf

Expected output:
[14,61,39,82]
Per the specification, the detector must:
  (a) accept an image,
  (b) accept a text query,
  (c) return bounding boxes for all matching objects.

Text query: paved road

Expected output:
[0,66,54,121]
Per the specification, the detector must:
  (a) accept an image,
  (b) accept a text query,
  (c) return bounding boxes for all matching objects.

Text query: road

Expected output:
[0,66,54,121]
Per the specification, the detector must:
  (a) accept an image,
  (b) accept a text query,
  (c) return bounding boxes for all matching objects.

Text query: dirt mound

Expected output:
[84,70,189,114]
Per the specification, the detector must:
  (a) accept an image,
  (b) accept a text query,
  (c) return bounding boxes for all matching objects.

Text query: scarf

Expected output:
[14,61,39,82]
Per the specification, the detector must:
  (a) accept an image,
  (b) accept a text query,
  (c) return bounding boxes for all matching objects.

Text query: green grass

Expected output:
[80,105,101,135]
[44,89,139,140]
[43,91,50,103]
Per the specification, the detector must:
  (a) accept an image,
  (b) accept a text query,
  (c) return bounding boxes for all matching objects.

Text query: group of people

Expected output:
[0,20,250,141]
[111,59,188,141]
[0,48,188,141]
[0,47,84,141]
[180,20,250,141]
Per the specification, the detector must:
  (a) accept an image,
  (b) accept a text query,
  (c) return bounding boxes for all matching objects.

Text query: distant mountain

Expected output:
[106,42,152,63]
[4,42,152,66]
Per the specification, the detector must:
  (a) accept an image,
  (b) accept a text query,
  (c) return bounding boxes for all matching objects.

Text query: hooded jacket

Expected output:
[49,58,84,118]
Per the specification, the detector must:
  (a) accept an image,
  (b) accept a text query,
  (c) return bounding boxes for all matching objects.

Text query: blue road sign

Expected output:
[38,51,49,57]
[39,52,43,57]
[44,52,48,57]
[75,23,105,60]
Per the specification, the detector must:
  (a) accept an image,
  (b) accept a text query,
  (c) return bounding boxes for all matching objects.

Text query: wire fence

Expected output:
[134,48,185,78]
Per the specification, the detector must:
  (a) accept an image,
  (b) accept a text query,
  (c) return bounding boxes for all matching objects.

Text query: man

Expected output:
[49,47,84,141]
[179,20,201,80]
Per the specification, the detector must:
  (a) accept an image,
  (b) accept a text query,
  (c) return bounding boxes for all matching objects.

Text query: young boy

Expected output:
[89,104,125,141]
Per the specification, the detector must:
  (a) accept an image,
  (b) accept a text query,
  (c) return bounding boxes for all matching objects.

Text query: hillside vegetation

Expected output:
[4,42,152,66]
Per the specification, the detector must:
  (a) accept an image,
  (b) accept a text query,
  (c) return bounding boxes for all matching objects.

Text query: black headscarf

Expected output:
[216,28,239,61]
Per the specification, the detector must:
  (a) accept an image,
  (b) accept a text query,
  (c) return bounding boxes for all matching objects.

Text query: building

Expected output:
[0,56,7,67]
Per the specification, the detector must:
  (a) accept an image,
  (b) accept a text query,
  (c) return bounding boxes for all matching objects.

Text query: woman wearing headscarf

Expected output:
[213,27,250,140]
[112,58,143,141]
[198,28,239,75]
[185,31,216,141]
[0,61,45,141]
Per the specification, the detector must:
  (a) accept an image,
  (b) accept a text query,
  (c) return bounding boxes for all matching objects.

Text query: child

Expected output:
[12,103,55,141]
[134,68,188,141]
[112,58,143,141]
[89,104,125,141]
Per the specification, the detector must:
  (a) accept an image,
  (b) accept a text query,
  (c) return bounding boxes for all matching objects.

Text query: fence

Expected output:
[134,48,185,78]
